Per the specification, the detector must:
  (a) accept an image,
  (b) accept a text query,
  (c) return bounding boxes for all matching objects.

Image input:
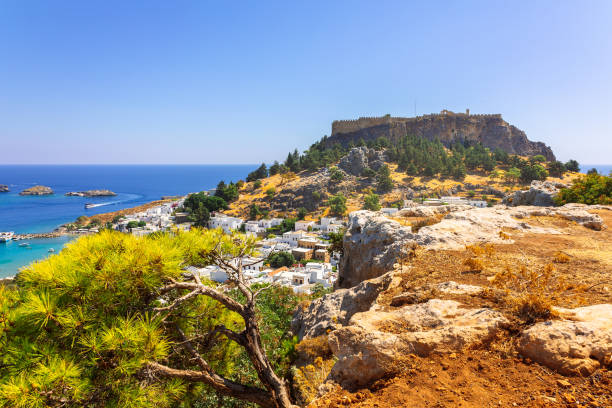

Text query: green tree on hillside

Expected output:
[520,164,548,183]
[547,161,566,178]
[376,165,394,193]
[215,181,239,203]
[328,193,347,215]
[363,192,381,211]
[565,159,580,172]
[247,163,269,182]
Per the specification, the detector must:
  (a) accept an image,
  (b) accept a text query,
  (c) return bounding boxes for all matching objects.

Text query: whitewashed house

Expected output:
[281,231,307,247]
[209,215,244,233]
[295,220,315,231]
[381,207,399,216]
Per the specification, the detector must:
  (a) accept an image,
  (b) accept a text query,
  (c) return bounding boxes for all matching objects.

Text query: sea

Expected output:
[0,165,255,277]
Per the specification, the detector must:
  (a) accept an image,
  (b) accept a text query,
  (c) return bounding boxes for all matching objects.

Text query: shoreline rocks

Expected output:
[65,189,116,197]
[19,185,54,196]
[0,184,8,192]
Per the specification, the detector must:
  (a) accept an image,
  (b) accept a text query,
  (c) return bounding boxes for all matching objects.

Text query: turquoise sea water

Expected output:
[0,165,255,277]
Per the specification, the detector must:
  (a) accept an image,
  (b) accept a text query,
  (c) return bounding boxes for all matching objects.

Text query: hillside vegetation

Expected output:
[225,135,583,220]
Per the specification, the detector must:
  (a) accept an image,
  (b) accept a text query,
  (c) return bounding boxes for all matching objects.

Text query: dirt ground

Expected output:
[309,210,612,408]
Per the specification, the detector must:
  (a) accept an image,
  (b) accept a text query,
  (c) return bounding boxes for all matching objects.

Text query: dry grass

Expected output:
[553,251,571,263]
[293,356,336,406]
[295,335,332,361]
[490,263,572,323]
[410,215,444,233]
[463,257,485,273]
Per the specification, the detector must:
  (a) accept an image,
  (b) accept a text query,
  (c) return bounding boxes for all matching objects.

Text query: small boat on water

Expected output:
[0,232,14,242]
[48,248,55,253]
[18,242,30,247]
[85,203,105,209]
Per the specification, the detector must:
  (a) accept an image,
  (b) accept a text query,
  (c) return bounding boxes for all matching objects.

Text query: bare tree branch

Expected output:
[159,282,244,314]
[148,362,274,408]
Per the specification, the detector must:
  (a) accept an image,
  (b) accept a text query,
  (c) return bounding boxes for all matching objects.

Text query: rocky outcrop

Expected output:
[0,185,8,192]
[292,271,399,340]
[329,299,509,387]
[502,180,566,206]
[337,147,386,176]
[338,211,425,288]
[518,304,612,376]
[19,185,54,196]
[65,189,116,197]
[326,112,556,160]
[339,205,605,288]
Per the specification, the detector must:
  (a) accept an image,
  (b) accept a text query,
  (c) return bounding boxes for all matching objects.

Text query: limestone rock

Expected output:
[390,281,484,307]
[510,205,604,231]
[338,147,386,177]
[397,204,472,218]
[418,207,560,250]
[329,300,509,386]
[502,180,566,206]
[19,185,54,196]
[338,211,424,288]
[65,189,116,197]
[518,304,612,376]
[292,271,399,340]
[0,185,8,192]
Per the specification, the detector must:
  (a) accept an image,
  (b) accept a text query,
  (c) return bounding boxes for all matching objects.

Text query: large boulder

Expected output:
[338,211,425,288]
[292,271,400,340]
[338,147,386,177]
[518,304,612,376]
[502,180,566,206]
[328,299,509,387]
[510,204,605,231]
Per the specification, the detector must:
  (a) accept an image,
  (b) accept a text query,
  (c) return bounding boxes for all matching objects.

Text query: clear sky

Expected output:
[1,0,611,164]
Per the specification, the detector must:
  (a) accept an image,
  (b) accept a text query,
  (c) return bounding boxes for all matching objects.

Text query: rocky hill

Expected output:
[325,110,555,160]
[19,185,54,195]
[65,189,116,197]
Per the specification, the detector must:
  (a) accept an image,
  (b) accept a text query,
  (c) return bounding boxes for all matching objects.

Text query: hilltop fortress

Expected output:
[326,110,555,160]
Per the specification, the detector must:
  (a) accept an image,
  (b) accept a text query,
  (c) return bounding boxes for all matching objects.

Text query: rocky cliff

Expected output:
[325,111,555,160]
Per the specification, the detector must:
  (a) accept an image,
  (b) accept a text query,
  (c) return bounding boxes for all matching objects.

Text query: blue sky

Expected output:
[1,1,611,164]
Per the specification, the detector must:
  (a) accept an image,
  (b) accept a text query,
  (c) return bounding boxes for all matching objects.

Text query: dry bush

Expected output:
[491,263,570,323]
[292,357,336,406]
[463,257,485,272]
[553,251,571,263]
[295,335,332,361]
[411,215,443,233]
[466,244,485,257]
[499,231,511,240]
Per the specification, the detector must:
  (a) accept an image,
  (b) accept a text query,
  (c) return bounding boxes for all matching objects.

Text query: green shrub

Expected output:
[555,173,612,205]
[363,192,381,211]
